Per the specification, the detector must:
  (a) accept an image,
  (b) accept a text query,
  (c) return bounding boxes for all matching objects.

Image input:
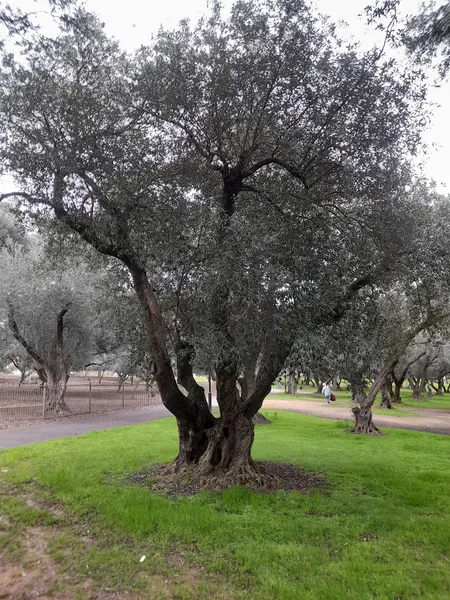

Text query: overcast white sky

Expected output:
[6,0,450,190]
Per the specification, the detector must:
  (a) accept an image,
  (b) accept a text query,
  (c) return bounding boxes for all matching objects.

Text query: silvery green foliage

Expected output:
[405,338,450,389]
[404,1,450,78]
[94,267,154,382]
[0,242,106,379]
[0,204,25,252]
[0,0,441,399]
[0,331,34,382]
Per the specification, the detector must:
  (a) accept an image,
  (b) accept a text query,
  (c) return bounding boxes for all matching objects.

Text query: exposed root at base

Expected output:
[46,405,71,415]
[348,426,383,435]
[129,461,324,497]
[252,412,272,425]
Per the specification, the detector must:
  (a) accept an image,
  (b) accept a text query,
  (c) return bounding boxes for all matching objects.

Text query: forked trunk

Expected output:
[45,372,69,413]
[175,413,255,477]
[392,374,404,403]
[129,262,280,486]
[431,377,444,395]
[239,359,271,425]
[352,404,381,434]
[332,378,341,391]
[350,381,381,434]
[171,364,258,482]
[348,365,397,435]
[351,380,381,434]
[409,377,427,400]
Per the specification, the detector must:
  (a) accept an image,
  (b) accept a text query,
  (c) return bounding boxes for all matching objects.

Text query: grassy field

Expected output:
[271,385,450,415]
[1,412,450,599]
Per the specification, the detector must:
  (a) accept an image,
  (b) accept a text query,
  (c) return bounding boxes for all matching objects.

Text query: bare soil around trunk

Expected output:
[129,460,324,497]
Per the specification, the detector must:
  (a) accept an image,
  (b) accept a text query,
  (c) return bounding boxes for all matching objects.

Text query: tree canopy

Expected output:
[0,0,447,483]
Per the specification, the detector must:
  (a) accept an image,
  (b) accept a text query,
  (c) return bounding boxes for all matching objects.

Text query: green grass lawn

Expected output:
[1,413,450,599]
[270,385,450,416]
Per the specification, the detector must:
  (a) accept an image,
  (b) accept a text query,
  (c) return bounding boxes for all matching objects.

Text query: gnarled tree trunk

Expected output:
[8,303,71,412]
[45,371,70,413]
[332,377,341,391]
[350,379,381,434]
[349,362,398,435]
[312,373,322,394]
[238,355,271,425]
[392,373,404,403]
[378,373,395,409]
[430,377,444,395]
[287,373,297,395]
[409,376,427,400]
[171,353,269,482]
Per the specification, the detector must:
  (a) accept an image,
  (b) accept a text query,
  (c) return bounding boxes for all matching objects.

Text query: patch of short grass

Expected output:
[0,413,449,599]
[398,391,450,410]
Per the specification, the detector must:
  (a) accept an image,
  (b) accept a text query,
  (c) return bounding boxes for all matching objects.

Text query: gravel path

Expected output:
[262,399,450,435]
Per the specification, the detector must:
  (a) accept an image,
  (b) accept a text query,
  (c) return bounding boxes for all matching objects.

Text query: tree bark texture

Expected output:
[392,373,405,403]
[408,377,427,400]
[378,374,395,409]
[44,373,69,413]
[8,304,71,412]
[287,373,297,395]
[350,380,381,434]
[349,362,398,434]
[332,378,342,391]
[239,355,271,425]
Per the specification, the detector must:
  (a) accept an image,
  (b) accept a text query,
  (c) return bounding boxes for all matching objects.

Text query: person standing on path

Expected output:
[322,383,331,405]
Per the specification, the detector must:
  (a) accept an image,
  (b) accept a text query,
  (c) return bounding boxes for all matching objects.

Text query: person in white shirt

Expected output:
[322,383,331,405]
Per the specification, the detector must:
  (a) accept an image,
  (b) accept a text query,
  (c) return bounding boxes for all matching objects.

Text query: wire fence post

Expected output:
[42,384,46,419]
[88,381,92,414]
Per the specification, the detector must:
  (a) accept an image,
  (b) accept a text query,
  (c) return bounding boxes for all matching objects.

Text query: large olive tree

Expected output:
[0,0,432,483]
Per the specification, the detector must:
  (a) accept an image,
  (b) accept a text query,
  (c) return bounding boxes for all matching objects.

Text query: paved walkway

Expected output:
[0,405,171,450]
[2,398,450,451]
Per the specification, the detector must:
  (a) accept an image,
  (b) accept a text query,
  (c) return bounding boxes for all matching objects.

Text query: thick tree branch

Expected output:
[7,305,45,368]
[0,191,49,204]
[56,305,70,357]
[243,157,308,189]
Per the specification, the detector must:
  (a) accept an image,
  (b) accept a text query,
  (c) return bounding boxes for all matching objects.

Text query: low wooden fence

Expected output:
[0,381,161,424]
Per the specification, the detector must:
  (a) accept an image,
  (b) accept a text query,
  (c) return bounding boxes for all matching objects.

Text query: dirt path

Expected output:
[262,399,450,435]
